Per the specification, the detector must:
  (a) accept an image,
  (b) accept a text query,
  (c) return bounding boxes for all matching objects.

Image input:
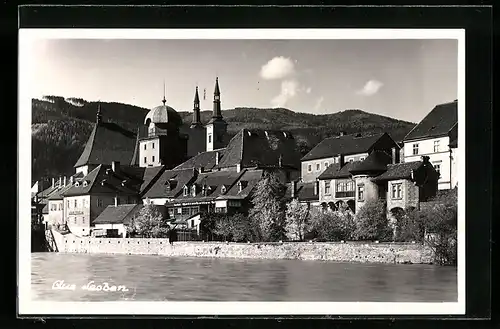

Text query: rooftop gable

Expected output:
[404,100,458,142]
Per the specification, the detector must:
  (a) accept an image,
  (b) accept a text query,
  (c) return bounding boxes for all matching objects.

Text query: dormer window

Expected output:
[202,185,207,196]
[82,181,88,187]
[106,169,112,175]
[74,181,80,187]
[192,185,197,197]
[183,185,189,196]
[165,182,171,192]
[238,181,248,193]
[221,185,227,194]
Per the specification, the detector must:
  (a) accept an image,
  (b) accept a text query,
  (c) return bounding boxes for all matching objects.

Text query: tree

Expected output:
[308,206,356,242]
[126,204,169,238]
[249,172,287,242]
[285,199,310,241]
[354,199,392,241]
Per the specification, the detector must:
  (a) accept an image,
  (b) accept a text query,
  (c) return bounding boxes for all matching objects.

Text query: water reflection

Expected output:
[31,253,457,302]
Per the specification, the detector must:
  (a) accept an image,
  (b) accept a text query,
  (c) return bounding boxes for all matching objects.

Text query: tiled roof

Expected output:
[216,129,302,170]
[74,122,137,168]
[174,149,225,171]
[142,168,197,199]
[285,181,318,202]
[372,161,422,181]
[217,169,264,200]
[93,204,144,225]
[349,150,392,175]
[62,164,146,197]
[301,133,387,161]
[317,161,361,180]
[404,100,458,141]
[173,170,244,203]
[47,173,86,200]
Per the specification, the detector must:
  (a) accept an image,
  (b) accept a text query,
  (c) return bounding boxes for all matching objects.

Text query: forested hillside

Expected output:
[31,97,415,185]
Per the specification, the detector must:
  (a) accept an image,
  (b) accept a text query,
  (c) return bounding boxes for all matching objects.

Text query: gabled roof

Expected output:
[74,122,137,168]
[349,150,392,175]
[142,168,197,199]
[285,181,318,202]
[318,161,361,180]
[47,173,86,200]
[372,161,423,181]
[404,100,458,142]
[301,133,387,161]
[62,164,145,197]
[173,169,244,203]
[217,169,264,200]
[216,129,302,170]
[93,204,144,225]
[174,149,225,171]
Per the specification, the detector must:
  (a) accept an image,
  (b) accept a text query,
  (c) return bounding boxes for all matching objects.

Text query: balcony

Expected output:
[335,191,355,198]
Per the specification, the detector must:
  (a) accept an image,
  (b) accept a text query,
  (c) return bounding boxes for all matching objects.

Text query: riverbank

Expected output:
[50,230,435,264]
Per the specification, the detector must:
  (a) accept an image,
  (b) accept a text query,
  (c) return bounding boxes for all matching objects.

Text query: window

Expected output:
[324,181,331,194]
[144,157,147,164]
[144,144,146,150]
[73,217,77,225]
[58,203,62,211]
[349,159,354,163]
[391,183,403,199]
[215,207,226,213]
[97,198,103,207]
[82,217,85,225]
[433,163,441,178]
[208,135,212,143]
[221,185,227,194]
[192,185,197,197]
[182,208,190,216]
[183,186,189,196]
[152,142,155,149]
[347,181,355,191]
[308,164,312,172]
[191,220,195,228]
[74,200,77,208]
[316,163,320,171]
[412,143,419,155]
[360,157,365,161]
[433,140,440,152]
[324,162,329,168]
[67,200,70,208]
[357,184,365,201]
[337,182,345,192]
[152,155,155,163]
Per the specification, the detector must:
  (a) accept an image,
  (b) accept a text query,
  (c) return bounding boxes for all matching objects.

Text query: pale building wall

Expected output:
[139,137,161,168]
[206,124,215,151]
[48,200,64,227]
[94,223,127,238]
[319,177,356,205]
[386,179,420,213]
[64,195,91,237]
[353,175,379,214]
[403,136,452,190]
[301,156,336,183]
[450,147,458,188]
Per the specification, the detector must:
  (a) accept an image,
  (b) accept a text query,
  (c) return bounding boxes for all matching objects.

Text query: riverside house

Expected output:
[403,100,458,190]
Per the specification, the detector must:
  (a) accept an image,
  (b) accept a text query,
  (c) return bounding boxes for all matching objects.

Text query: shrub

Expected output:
[285,199,310,241]
[354,199,392,241]
[126,204,169,238]
[308,207,356,242]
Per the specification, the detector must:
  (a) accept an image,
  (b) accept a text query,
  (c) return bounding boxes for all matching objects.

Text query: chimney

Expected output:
[199,166,204,173]
[215,151,220,166]
[391,147,397,164]
[114,195,119,207]
[58,177,62,187]
[313,180,319,196]
[236,163,241,173]
[63,176,67,186]
[70,176,74,185]
[291,180,297,198]
[421,155,430,163]
[112,161,120,173]
[52,178,55,188]
[339,154,345,167]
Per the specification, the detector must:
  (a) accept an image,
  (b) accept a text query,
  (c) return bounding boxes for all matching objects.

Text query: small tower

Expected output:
[96,101,103,124]
[190,86,202,129]
[206,77,227,151]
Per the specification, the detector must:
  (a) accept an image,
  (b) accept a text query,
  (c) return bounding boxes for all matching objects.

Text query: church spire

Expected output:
[212,77,222,119]
[162,80,166,105]
[191,86,202,128]
[96,101,102,124]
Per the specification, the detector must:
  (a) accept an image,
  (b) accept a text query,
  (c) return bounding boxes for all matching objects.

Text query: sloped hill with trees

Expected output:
[31,96,415,185]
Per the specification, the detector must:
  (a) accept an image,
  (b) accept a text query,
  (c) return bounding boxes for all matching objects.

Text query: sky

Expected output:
[28,38,458,123]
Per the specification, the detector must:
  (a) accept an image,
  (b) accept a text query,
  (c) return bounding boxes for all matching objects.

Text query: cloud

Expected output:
[260,56,296,80]
[306,87,312,94]
[271,79,299,107]
[314,96,325,112]
[356,79,384,96]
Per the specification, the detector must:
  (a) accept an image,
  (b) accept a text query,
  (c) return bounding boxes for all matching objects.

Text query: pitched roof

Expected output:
[142,168,197,199]
[217,169,264,200]
[318,161,361,180]
[404,100,458,141]
[349,150,392,175]
[62,164,145,197]
[301,133,386,161]
[173,170,244,203]
[93,204,143,225]
[47,173,86,200]
[174,149,225,171]
[216,129,302,170]
[74,122,137,168]
[372,161,423,181]
[285,181,318,201]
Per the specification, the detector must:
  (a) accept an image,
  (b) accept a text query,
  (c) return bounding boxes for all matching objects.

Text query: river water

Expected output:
[31,253,457,302]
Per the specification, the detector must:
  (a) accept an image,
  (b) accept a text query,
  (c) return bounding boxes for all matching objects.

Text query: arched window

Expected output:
[221,185,227,194]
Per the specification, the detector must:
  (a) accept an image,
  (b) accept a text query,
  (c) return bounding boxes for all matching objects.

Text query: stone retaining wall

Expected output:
[52,230,434,264]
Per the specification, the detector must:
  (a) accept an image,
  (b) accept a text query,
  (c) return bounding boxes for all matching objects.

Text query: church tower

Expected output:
[190,86,202,129]
[206,77,227,151]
